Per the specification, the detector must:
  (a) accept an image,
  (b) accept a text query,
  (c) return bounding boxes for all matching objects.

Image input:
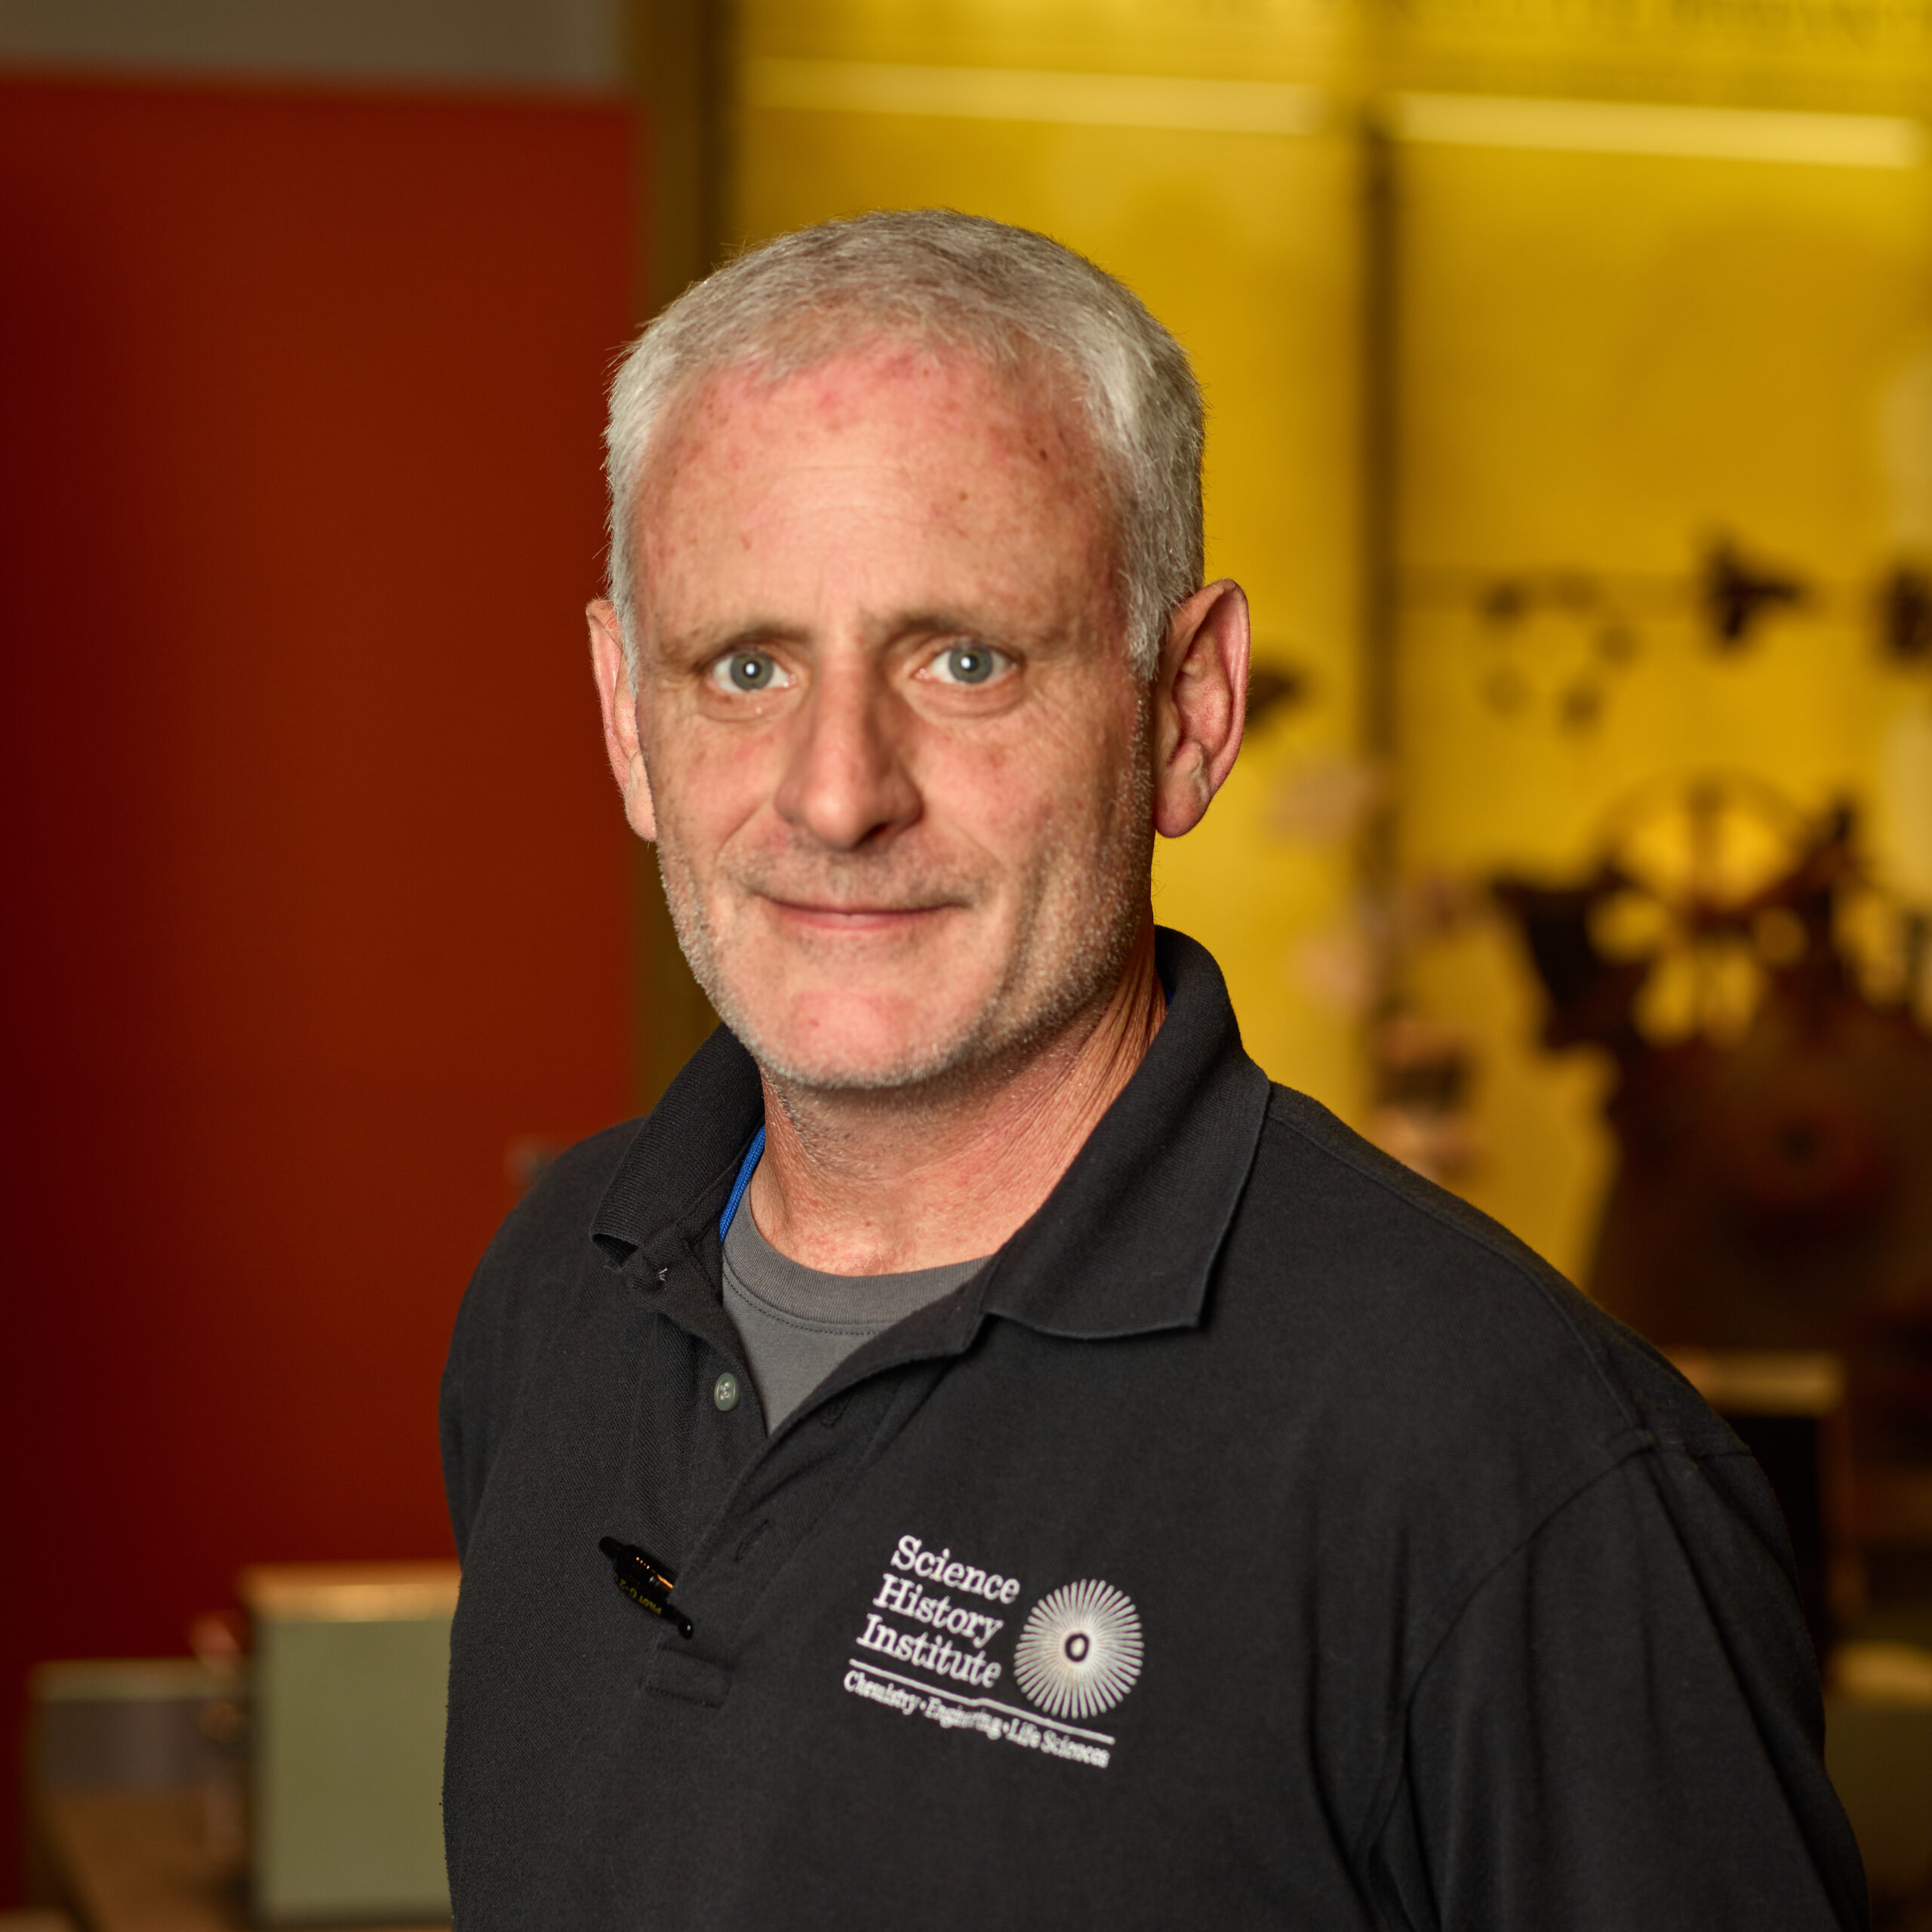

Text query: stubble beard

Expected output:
[654,751,1155,1106]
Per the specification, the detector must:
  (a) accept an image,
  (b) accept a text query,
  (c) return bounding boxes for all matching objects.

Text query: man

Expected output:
[441,211,1865,1928]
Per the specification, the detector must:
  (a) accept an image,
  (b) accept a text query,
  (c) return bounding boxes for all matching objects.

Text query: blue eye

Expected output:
[934,645,1002,685]
[718,652,781,692]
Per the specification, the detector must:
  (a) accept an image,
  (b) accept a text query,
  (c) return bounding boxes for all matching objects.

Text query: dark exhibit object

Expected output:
[1703,536,1807,648]
[1244,660,1310,729]
[1495,783,1932,1546]
[1412,533,1846,735]
[1881,565,1932,666]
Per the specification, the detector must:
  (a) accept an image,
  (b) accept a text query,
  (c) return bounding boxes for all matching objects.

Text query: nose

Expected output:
[772,655,921,853]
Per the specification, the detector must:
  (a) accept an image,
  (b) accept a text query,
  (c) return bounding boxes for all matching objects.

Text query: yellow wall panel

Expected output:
[1394,140,1932,1271]
[736,0,1349,82]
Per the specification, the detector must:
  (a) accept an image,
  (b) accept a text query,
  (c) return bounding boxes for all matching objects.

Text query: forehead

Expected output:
[632,341,1116,626]
[652,333,1097,481]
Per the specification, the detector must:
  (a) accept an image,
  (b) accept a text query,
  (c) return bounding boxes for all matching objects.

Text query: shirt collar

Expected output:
[589,928,1271,1341]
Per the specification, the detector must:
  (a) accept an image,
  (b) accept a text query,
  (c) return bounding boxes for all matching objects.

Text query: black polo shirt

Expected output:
[440,930,1866,1930]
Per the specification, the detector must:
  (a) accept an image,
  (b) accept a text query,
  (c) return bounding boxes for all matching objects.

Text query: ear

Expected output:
[588,599,658,842]
[1150,579,1250,838]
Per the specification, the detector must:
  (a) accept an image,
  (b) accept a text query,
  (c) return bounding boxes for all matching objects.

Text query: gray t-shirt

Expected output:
[721,1201,985,1431]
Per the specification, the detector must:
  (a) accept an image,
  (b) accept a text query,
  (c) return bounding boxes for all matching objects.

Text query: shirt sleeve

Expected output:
[438,1133,626,1560]
[1364,1443,1869,1931]
[438,1315,480,1561]
[436,1241,541,1563]
[435,1245,553,1562]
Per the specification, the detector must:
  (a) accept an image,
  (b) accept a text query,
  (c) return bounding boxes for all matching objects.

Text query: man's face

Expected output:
[608,339,1156,1096]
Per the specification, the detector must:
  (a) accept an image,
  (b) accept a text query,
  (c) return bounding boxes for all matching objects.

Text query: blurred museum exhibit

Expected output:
[8,0,1932,1922]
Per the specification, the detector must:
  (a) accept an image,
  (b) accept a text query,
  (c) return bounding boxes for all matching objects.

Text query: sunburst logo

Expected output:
[1012,1580,1143,1722]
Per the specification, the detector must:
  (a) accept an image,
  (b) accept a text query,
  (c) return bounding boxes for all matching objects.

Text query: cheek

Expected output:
[1038,678,1145,808]
[924,697,1140,869]
[644,710,772,854]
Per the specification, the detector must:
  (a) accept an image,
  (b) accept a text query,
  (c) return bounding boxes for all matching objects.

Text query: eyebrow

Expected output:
[677,619,811,659]
[668,608,1029,661]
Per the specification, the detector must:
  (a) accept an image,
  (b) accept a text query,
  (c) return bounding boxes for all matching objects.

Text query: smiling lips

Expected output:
[765,897,958,934]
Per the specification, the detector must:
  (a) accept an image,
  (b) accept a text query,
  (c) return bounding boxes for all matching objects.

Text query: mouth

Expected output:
[761,897,961,935]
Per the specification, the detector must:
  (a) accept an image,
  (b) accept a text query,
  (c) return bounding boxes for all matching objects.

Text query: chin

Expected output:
[735,995,988,1095]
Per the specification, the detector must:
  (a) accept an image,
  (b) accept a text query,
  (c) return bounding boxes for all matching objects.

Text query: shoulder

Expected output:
[1221,1081,1743,1516]
[438,1118,645,1553]
[445,1118,645,1405]
[478,1116,643,1290]
[1229,1105,1849,1921]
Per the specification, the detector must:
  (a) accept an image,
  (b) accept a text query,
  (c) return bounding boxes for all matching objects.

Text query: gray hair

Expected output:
[603,208,1204,679]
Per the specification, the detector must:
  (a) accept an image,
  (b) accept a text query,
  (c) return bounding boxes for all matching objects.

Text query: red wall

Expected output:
[0,75,635,1897]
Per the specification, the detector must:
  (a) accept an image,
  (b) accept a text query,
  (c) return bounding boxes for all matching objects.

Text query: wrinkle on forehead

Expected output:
[631,337,1118,598]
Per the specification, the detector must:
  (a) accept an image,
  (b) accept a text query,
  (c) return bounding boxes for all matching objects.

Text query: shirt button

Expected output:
[712,1372,741,1412]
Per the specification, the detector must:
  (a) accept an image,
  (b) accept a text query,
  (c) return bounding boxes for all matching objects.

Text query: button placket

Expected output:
[632,1263,958,1663]
[667,1381,873,1640]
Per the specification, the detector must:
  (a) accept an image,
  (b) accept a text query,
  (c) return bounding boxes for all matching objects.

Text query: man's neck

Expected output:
[743,918,1165,1275]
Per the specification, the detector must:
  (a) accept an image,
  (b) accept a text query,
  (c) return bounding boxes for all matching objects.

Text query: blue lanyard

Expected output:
[718,1124,765,1238]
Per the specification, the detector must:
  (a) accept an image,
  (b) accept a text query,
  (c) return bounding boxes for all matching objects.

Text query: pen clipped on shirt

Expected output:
[598,1536,694,1639]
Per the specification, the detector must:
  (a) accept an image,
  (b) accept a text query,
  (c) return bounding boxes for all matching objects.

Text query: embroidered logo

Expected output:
[1013,1580,1144,1721]
[841,1534,1140,1770]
